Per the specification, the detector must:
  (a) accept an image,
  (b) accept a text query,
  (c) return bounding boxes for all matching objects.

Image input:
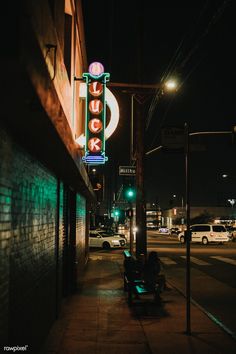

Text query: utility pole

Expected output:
[129,203,134,254]
[135,97,147,259]
[107,82,156,259]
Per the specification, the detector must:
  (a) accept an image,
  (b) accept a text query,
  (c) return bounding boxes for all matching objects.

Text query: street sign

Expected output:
[119,166,136,176]
[161,126,185,151]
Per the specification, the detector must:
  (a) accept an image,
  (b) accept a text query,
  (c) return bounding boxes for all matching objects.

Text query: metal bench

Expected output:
[124,274,161,306]
[123,250,162,306]
[123,250,132,259]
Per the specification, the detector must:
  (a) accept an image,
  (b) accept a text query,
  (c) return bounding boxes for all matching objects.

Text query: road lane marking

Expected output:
[159,257,177,265]
[180,256,211,266]
[211,256,236,266]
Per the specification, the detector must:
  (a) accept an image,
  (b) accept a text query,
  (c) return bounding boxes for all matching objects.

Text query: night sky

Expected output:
[82,0,236,209]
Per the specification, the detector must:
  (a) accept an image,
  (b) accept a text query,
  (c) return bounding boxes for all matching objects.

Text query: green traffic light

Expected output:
[114,210,120,216]
[125,187,136,200]
[127,190,134,197]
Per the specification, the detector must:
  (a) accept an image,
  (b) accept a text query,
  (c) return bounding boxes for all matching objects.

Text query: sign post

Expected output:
[185,122,191,335]
[161,123,191,335]
[161,126,185,151]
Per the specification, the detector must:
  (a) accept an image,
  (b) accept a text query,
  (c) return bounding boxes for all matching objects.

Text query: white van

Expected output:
[178,224,230,245]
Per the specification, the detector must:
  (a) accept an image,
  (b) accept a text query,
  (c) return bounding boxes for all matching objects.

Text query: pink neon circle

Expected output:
[89,62,104,77]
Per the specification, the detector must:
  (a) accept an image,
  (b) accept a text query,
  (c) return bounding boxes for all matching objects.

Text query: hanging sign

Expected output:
[82,62,110,165]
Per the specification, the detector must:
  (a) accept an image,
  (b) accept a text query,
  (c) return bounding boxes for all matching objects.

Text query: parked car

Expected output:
[178,224,229,245]
[94,227,126,238]
[170,227,181,235]
[89,230,126,249]
[158,226,170,234]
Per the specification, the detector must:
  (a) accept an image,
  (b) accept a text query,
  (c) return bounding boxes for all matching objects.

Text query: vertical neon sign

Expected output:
[82,62,110,165]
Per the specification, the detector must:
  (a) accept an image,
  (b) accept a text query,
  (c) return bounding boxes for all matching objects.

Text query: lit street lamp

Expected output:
[164,79,178,92]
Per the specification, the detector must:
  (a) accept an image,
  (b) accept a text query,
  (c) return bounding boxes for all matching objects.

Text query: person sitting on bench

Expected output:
[143,251,166,295]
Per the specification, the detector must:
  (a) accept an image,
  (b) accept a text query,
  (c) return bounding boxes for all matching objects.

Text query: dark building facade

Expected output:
[0,0,94,350]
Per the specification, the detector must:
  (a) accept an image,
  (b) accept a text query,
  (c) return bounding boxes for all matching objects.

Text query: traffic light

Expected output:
[111,208,121,220]
[124,186,136,201]
[114,209,120,217]
[82,62,110,165]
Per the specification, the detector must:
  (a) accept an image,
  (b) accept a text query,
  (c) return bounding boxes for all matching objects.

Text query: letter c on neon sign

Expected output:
[89,118,103,133]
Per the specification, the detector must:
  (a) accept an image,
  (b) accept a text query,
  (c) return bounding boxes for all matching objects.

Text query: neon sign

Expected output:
[88,62,104,77]
[89,99,103,115]
[88,119,103,133]
[76,84,119,147]
[89,82,103,97]
[78,62,119,165]
[88,137,102,152]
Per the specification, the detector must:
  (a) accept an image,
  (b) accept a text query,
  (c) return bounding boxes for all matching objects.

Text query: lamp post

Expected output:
[135,78,178,259]
[108,78,178,259]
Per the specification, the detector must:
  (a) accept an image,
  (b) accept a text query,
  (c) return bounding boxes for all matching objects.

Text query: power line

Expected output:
[145,0,232,144]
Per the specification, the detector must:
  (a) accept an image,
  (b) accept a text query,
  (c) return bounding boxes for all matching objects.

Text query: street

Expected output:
[90,230,236,339]
[147,230,236,337]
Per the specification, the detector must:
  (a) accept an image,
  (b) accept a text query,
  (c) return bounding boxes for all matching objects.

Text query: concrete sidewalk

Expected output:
[41,252,236,354]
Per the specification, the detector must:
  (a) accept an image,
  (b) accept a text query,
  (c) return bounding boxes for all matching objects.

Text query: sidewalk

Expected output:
[41,251,236,354]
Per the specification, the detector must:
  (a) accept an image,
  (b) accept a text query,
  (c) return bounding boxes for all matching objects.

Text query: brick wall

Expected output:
[0,127,87,351]
[0,126,58,349]
[76,194,86,276]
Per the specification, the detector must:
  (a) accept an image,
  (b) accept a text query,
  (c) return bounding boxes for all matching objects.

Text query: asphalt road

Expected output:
[147,230,236,338]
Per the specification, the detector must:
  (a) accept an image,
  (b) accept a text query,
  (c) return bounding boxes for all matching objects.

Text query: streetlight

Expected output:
[164,79,178,92]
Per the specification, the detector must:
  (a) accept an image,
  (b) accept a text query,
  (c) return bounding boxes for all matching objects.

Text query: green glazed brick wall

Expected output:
[76,194,86,271]
[0,127,58,348]
[0,126,87,350]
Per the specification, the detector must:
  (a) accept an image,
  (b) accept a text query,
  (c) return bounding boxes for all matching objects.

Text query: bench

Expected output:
[123,250,142,291]
[123,250,132,259]
[124,274,161,306]
[123,251,162,306]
